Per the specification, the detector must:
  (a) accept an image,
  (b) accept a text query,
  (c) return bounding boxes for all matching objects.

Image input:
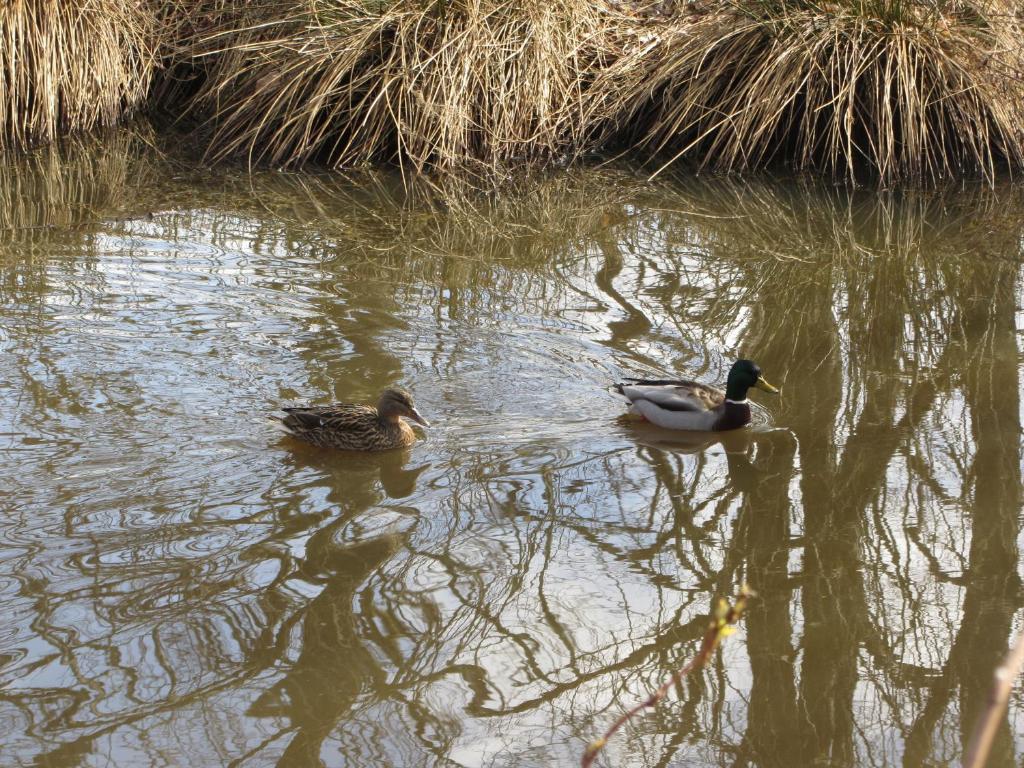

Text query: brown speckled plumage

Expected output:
[276,387,428,451]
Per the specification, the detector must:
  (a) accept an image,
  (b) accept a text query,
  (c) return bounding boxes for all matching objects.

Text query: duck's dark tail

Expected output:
[279,408,324,430]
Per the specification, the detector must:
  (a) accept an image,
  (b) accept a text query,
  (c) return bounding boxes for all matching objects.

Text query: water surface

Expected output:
[2,134,1024,767]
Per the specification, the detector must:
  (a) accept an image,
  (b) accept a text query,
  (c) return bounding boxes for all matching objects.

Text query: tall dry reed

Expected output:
[176,0,624,177]
[167,0,1024,182]
[0,0,155,150]
[601,0,1024,182]
[3,0,1022,185]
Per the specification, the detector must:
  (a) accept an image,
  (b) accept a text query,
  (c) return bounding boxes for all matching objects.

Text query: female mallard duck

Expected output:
[615,359,778,431]
[276,387,429,451]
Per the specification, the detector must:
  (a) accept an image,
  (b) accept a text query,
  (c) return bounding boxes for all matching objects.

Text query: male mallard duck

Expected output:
[275,387,429,451]
[615,359,778,431]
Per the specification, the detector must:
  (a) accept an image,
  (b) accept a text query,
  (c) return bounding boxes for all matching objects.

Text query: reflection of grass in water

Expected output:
[3,133,1022,358]
[0,127,166,236]
[251,166,1024,272]
[0,127,175,308]
[631,173,1024,367]
[3,137,1021,310]
[217,166,653,283]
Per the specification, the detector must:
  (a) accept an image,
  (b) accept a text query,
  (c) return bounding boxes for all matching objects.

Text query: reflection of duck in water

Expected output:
[275,387,429,451]
[284,444,431,500]
[615,359,778,431]
[623,421,760,454]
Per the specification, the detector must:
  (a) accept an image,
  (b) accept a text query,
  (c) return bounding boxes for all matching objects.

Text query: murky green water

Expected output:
[2,132,1024,767]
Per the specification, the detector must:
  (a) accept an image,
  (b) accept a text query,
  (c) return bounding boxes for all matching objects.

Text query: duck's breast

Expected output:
[713,400,752,431]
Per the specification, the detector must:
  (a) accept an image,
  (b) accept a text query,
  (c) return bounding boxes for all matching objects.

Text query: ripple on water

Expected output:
[2,159,1019,768]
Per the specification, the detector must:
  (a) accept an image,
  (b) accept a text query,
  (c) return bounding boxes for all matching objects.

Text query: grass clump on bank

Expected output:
[171,0,1024,183]
[0,0,154,151]
[178,0,622,177]
[1,0,1022,184]
[605,0,1024,182]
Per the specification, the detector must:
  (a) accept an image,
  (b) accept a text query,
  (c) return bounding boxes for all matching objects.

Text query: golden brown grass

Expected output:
[178,0,624,178]
[1,0,1022,185]
[601,0,1024,182]
[0,0,155,150]
[165,0,1024,183]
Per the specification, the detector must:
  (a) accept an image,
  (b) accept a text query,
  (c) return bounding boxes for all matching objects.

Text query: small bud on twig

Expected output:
[581,584,754,767]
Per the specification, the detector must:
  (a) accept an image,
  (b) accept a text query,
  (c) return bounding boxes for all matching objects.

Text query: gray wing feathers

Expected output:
[618,384,710,413]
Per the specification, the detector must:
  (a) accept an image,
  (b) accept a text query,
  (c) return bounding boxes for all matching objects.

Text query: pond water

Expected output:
[2,132,1024,767]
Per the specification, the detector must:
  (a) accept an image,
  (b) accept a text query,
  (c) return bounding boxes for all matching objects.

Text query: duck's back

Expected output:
[616,379,724,412]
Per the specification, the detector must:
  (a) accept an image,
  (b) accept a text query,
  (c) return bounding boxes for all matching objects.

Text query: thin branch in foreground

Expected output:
[963,629,1024,768]
[582,585,754,768]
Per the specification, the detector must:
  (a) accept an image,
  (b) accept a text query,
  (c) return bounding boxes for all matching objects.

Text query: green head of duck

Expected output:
[724,360,779,402]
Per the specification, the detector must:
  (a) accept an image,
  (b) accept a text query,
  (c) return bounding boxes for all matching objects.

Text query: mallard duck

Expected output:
[615,359,778,431]
[275,387,429,451]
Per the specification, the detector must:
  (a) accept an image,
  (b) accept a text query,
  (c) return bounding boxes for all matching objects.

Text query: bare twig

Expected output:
[962,629,1024,768]
[581,585,754,768]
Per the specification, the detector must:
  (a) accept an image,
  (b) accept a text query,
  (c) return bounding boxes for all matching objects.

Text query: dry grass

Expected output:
[165,0,1024,183]
[2,0,1022,185]
[177,0,623,178]
[0,0,155,150]
[602,0,1024,182]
